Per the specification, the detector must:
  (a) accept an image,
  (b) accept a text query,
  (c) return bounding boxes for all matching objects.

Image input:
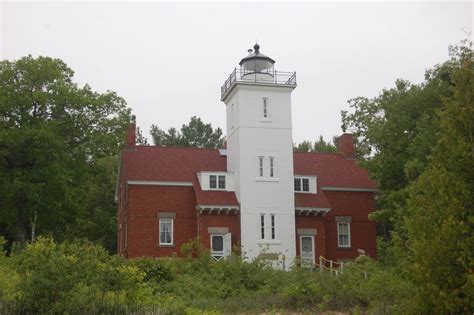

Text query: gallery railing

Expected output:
[221,68,296,100]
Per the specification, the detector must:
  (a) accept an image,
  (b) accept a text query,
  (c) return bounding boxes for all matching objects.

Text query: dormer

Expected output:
[197,172,235,191]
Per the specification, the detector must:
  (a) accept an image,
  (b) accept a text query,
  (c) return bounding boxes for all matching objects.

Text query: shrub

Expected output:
[10,237,158,313]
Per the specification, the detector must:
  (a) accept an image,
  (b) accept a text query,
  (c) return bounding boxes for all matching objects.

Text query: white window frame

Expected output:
[159,218,174,245]
[260,214,265,239]
[208,174,226,190]
[337,222,351,248]
[294,176,317,193]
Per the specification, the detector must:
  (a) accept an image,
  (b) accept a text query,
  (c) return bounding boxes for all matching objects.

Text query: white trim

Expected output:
[322,186,378,192]
[196,205,240,215]
[295,207,330,216]
[337,221,351,248]
[127,180,193,187]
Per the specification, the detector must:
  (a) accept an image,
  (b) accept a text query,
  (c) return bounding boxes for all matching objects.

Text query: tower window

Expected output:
[269,157,274,177]
[263,98,268,118]
[260,214,265,239]
[259,156,264,177]
[271,214,276,239]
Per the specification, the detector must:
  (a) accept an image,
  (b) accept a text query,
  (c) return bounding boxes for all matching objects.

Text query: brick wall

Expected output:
[123,185,198,258]
[198,213,240,251]
[323,191,377,261]
[295,215,326,261]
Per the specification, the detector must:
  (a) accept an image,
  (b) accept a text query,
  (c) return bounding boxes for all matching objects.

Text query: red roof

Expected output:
[120,146,376,208]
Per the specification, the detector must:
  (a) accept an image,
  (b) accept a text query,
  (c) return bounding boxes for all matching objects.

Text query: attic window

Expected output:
[209,174,226,190]
[294,177,311,192]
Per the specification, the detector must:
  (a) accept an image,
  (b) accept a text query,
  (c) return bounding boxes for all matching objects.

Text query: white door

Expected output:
[300,235,314,266]
[211,233,232,260]
[223,233,232,259]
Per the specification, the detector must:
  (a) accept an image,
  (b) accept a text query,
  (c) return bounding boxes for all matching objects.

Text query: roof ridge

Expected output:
[135,145,221,151]
[293,151,343,156]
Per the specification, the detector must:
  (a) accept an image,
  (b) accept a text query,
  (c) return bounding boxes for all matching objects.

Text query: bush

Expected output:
[9,237,158,313]
[0,236,417,314]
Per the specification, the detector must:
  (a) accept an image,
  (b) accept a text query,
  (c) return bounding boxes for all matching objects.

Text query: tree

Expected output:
[136,127,149,145]
[293,136,338,153]
[150,116,225,149]
[313,136,338,153]
[0,56,131,245]
[341,55,455,251]
[404,42,473,313]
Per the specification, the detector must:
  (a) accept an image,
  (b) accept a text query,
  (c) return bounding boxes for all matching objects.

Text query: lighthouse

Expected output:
[221,43,297,268]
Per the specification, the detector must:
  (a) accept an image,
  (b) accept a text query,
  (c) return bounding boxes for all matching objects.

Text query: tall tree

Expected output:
[0,56,131,245]
[404,42,473,313]
[341,56,455,255]
[150,116,225,149]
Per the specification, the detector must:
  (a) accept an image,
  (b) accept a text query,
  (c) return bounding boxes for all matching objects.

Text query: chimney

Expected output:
[126,115,136,148]
[338,133,355,159]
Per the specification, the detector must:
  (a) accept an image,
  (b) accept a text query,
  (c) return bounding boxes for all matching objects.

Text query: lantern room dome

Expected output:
[239,43,275,72]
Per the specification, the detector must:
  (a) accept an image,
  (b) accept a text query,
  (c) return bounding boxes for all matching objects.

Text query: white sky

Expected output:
[1,1,472,143]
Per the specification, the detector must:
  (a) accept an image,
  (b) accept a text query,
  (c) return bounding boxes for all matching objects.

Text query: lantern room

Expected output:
[239,43,275,81]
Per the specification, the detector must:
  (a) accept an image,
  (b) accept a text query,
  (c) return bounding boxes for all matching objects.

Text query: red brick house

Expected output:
[116,44,377,267]
[116,125,377,265]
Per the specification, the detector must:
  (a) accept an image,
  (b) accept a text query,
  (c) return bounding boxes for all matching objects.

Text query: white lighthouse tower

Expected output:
[221,43,297,268]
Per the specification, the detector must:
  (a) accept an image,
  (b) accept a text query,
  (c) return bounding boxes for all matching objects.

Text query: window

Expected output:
[294,178,301,191]
[159,218,173,245]
[209,174,226,190]
[271,214,276,239]
[259,156,264,177]
[218,175,226,189]
[263,98,268,118]
[209,175,217,189]
[337,222,351,248]
[302,178,309,191]
[211,235,224,260]
[260,214,265,239]
[294,177,310,192]
[269,157,274,177]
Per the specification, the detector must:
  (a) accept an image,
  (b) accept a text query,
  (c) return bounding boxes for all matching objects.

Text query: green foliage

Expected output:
[340,41,460,253]
[341,39,473,312]
[150,116,225,148]
[136,126,149,145]
[0,236,416,314]
[294,135,338,153]
[403,41,473,313]
[0,55,130,249]
[5,237,157,313]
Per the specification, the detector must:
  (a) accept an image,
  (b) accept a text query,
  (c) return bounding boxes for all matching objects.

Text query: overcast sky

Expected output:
[2,1,472,143]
